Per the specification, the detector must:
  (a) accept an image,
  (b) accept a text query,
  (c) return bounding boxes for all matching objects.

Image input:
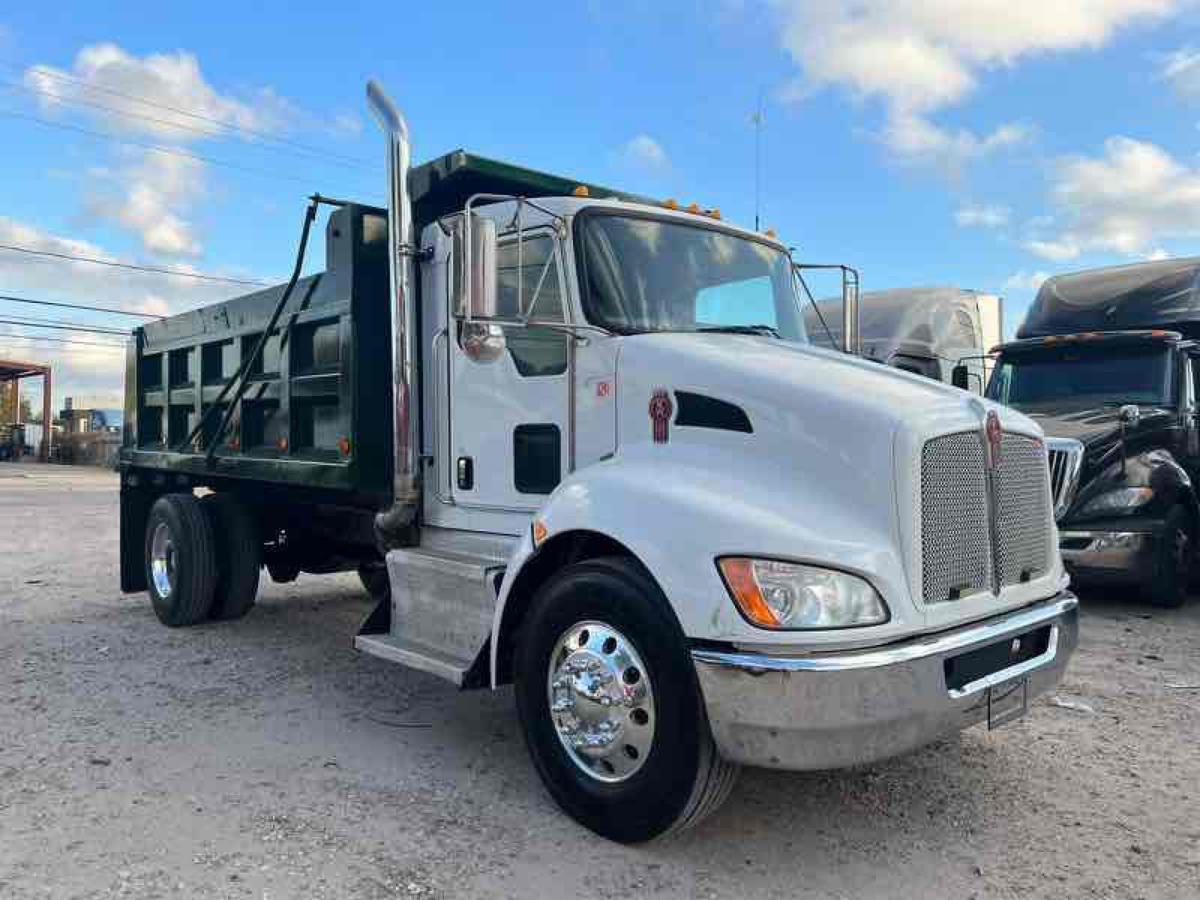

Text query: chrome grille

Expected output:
[921,432,991,605]
[1046,438,1084,521]
[920,430,1052,604]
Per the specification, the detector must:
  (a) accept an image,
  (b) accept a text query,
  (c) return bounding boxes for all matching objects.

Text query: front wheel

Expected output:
[1145,504,1194,608]
[514,557,738,843]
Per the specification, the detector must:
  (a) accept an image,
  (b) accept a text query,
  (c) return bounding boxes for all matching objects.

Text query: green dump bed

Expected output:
[120,203,394,504]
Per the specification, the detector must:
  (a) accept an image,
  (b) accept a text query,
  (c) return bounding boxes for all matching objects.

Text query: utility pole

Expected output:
[751,90,765,232]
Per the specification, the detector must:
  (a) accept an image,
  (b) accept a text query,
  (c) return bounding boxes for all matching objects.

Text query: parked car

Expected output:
[988,257,1200,606]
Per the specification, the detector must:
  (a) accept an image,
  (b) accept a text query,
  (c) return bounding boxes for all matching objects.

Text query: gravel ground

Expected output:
[1,463,1198,899]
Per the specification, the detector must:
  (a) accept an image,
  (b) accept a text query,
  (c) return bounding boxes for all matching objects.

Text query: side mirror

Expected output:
[1119,404,1141,427]
[951,364,971,390]
[453,214,498,319]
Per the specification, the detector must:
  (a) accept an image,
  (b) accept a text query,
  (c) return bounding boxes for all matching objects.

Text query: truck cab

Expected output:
[988,258,1200,607]
[118,81,1078,843]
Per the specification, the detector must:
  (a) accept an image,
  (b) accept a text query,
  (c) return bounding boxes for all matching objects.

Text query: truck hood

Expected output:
[614,332,1014,441]
[1024,405,1174,456]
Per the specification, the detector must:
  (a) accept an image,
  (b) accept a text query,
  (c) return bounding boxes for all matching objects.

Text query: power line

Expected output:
[5,77,378,174]
[17,63,377,169]
[0,243,270,287]
[0,332,125,350]
[0,108,364,189]
[0,316,129,336]
[0,293,162,320]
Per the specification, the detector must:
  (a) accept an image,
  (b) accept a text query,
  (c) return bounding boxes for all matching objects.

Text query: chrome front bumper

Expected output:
[692,592,1078,771]
[1060,531,1154,580]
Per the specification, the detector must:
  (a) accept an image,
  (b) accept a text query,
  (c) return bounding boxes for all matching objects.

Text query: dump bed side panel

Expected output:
[119,204,392,505]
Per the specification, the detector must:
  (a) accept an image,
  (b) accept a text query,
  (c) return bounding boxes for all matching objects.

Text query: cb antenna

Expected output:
[752,89,765,231]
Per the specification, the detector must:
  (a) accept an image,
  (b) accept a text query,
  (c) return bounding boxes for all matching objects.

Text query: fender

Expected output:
[489,442,915,688]
[1071,448,1199,523]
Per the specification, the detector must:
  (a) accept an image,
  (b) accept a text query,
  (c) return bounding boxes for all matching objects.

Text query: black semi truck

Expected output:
[988,257,1200,606]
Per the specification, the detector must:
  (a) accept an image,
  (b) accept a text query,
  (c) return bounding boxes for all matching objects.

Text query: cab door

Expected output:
[446,227,571,516]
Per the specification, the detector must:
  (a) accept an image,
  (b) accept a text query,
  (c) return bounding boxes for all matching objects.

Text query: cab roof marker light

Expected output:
[663,198,679,210]
[572,185,590,197]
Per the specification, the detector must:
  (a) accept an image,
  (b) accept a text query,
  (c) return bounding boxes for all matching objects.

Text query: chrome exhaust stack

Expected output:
[367,80,421,541]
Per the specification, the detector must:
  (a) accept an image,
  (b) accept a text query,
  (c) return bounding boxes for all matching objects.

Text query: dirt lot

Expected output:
[1,463,1198,899]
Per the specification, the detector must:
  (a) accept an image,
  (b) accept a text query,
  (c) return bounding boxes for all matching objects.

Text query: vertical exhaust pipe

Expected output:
[367,80,421,539]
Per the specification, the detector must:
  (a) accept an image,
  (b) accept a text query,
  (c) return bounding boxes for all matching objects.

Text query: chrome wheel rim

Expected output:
[150,522,176,599]
[547,620,655,783]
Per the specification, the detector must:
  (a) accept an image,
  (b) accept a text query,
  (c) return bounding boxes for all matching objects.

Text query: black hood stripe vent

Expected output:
[674,391,753,434]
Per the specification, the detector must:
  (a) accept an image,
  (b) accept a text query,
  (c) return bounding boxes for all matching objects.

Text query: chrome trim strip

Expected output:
[691,592,1077,674]
[1045,437,1084,521]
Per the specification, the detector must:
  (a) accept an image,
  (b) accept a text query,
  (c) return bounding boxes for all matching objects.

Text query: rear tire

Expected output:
[144,493,217,627]
[514,557,738,843]
[201,493,260,620]
[1145,504,1193,608]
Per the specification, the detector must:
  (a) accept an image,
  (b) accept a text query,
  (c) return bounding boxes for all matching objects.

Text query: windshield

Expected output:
[986,345,1173,411]
[576,212,807,340]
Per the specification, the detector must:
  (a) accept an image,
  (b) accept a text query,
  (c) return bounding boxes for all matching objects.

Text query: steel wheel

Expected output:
[547,620,656,783]
[149,522,176,599]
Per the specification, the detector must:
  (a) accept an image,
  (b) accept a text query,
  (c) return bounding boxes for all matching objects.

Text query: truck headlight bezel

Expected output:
[716,557,890,630]
[1078,486,1154,518]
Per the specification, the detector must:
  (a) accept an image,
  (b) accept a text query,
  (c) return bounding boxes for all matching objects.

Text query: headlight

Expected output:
[1079,486,1154,517]
[717,558,888,629]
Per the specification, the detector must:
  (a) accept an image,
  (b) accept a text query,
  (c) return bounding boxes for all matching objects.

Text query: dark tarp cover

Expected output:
[1017,257,1200,338]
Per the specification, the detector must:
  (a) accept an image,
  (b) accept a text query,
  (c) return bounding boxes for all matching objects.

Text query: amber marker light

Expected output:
[532,520,549,547]
[572,185,590,197]
[717,558,782,628]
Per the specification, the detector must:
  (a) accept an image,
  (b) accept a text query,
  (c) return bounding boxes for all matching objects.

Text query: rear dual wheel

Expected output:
[514,557,738,843]
[144,492,259,626]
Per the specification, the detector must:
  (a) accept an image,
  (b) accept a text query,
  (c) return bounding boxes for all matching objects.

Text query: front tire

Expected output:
[514,557,738,843]
[144,493,217,627]
[1145,504,1194,608]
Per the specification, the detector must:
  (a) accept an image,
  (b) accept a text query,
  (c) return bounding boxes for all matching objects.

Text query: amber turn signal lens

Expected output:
[532,520,549,546]
[717,558,781,628]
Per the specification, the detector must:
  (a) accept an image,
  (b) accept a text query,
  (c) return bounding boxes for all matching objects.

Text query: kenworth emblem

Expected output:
[649,389,673,444]
[984,410,1003,469]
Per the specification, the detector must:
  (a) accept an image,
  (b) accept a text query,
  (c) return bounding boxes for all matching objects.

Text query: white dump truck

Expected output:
[118,81,1078,842]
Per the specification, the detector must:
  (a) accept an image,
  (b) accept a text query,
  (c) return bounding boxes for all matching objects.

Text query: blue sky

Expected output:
[5,1,1200,407]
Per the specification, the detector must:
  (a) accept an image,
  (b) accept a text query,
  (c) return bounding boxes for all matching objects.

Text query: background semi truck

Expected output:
[988,257,1200,607]
[803,287,1003,392]
[118,81,1078,842]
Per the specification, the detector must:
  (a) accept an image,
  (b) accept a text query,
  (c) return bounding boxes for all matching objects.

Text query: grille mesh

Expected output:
[994,434,1052,586]
[920,432,991,604]
[920,430,1051,604]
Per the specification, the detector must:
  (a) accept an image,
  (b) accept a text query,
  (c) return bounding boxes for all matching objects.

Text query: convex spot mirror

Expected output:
[453,214,498,319]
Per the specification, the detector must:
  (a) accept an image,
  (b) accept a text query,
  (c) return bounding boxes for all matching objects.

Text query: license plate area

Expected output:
[986,678,1029,729]
[943,624,1052,693]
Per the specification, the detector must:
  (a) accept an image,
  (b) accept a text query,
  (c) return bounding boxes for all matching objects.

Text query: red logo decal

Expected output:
[595,380,612,399]
[649,389,674,444]
[985,410,1002,468]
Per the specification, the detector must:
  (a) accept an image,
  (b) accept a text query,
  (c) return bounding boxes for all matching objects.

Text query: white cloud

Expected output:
[1004,270,1051,291]
[1161,46,1200,97]
[85,151,207,257]
[772,0,1177,170]
[1026,136,1200,261]
[621,135,670,172]
[23,43,290,141]
[20,43,298,258]
[955,203,1011,228]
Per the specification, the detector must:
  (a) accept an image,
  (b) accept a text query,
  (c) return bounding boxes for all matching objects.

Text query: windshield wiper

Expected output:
[696,324,781,338]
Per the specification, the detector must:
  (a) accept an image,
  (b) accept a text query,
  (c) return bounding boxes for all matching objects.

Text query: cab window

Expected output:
[497,234,567,377]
